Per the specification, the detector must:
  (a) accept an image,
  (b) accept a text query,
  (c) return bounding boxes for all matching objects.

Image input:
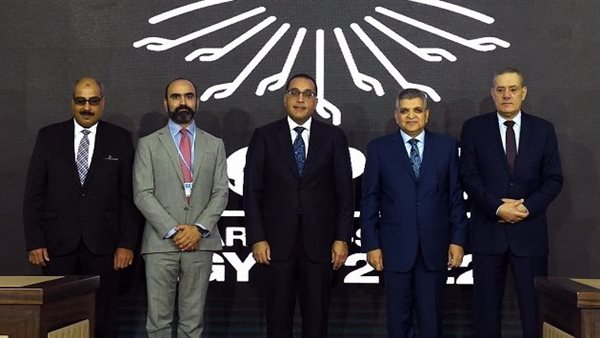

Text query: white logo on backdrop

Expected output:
[134,0,505,284]
[133,0,510,125]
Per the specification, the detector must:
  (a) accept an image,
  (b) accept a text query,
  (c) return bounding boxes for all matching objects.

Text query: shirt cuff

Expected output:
[163,227,178,239]
[194,224,211,238]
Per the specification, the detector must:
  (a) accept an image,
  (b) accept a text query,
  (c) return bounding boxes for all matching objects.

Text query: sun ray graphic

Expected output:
[133,0,510,125]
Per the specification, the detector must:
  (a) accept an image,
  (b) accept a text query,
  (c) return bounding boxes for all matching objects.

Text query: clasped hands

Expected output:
[498,198,529,223]
[173,224,201,252]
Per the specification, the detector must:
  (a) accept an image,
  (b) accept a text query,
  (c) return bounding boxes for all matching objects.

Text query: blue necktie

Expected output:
[408,138,421,178]
[293,126,306,176]
[76,129,91,185]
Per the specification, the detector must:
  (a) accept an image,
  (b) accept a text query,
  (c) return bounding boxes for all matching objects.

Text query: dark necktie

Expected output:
[76,129,91,185]
[408,138,421,178]
[179,128,192,182]
[293,126,306,176]
[504,120,517,174]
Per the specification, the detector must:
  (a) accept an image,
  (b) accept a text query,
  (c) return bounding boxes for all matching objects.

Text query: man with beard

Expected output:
[23,77,138,338]
[133,78,229,337]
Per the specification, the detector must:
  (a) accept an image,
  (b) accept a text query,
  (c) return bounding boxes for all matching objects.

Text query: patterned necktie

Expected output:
[293,126,306,176]
[76,129,91,185]
[408,138,421,178]
[179,128,193,182]
[504,120,517,174]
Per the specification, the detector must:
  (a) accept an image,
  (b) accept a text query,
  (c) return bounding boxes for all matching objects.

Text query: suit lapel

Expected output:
[275,119,300,179]
[302,119,324,178]
[420,130,434,180]
[488,113,511,174]
[158,126,185,184]
[83,121,105,186]
[513,112,530,176]
[192,129,205,181]
[61,120,82,187]
[389,131,417,181]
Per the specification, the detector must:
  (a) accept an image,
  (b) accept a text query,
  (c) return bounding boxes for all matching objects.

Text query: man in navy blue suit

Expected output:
[460,67,563,338]
[361,88,467,338]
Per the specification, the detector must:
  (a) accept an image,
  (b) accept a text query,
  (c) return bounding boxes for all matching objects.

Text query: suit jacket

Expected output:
[360,130,467,272]
[23,120,138,256]
[133,125,228,254]
[460,111,563,256]
[243,118,354,263]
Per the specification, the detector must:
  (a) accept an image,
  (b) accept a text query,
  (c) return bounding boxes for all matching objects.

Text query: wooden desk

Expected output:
[536,277,600,338]
[0,275,99,338]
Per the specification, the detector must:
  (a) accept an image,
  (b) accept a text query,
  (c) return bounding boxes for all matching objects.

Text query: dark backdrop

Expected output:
[1,0,599,336]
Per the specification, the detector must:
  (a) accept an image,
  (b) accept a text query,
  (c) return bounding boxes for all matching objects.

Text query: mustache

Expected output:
[175,105,192,113]
[79,110,94,116]
[169,104,196,124]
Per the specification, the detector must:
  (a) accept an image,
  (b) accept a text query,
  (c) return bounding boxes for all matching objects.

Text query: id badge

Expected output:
[184,182,193,198]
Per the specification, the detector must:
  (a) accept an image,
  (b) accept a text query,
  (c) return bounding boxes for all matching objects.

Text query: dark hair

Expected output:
[492,67,525,87]
[396,88,428,109]
[165,78,198,99]
[285,73,318,95]
[74,77,104,97]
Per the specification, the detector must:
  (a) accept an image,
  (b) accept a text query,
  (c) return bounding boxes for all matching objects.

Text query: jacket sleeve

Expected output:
[23,130,48,251]
[192,138,229,232]
[359,140,381,252]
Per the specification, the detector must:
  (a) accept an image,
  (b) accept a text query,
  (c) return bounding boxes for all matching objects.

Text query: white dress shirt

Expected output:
[497,111,522,153]
[287,116,311,158]
[73,119,98,167]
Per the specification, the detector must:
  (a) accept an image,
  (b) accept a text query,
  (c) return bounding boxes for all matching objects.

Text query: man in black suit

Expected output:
[23,77,138,338]
[244,73,354,338]
[460,68,563,338]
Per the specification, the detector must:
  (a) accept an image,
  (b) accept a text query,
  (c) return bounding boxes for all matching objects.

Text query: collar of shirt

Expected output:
[287,116,312,134]
[73,119,98,167]
[73,118,98,135]
[168,119,197,139]
[497,111,522,151]
[287,116,311,156]
[497,111,522,128]
[399,129,425,158]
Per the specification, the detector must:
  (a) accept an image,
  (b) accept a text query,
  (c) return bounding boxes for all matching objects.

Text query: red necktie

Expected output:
[179,128,192,182]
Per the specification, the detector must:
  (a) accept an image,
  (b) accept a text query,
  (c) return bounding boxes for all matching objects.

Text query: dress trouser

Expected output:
[383,249,446,338]
[144,251,213,338]
[263,217,332,338]
[44,242,119,338]
[473,250,547,338]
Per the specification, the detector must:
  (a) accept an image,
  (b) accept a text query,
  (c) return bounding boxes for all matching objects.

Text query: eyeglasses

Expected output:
[285,89,316,99]
[73,96,104,106]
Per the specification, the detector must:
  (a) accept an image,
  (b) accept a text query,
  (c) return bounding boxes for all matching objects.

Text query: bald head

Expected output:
[71,77,105,128]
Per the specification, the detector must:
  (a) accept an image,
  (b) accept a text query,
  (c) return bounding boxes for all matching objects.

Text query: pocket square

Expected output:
[103,155,119,161]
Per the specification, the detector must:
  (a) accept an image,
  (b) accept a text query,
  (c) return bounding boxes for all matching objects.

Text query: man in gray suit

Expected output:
[133,78,229,337]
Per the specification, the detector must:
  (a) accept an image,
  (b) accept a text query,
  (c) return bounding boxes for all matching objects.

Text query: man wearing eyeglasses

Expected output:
[244,73,354,338]
[360,88,467,338]
[23,77,138,338]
